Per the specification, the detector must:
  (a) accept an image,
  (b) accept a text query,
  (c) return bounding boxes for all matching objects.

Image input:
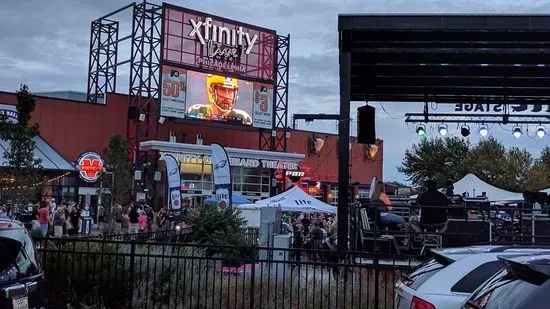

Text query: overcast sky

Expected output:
[2,0,550,184]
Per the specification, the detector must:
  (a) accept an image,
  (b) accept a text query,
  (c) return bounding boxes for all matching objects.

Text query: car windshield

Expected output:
[464,268,544,309]
[403,258,446,290]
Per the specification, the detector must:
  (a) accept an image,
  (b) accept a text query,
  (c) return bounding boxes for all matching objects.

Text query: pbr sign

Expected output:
[76,152,104,182]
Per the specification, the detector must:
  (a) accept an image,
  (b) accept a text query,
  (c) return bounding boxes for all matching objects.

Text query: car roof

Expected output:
[432,245,550,263]
[500,253,550,276]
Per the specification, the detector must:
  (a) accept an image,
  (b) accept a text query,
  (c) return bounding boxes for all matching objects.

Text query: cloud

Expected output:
[1,0,549,184]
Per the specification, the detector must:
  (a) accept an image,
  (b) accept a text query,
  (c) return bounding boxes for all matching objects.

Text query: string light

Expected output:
[0,172,72,191]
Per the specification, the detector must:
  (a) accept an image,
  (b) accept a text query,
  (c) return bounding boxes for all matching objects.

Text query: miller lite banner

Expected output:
[211,143,232,210]
[163,154,182,217]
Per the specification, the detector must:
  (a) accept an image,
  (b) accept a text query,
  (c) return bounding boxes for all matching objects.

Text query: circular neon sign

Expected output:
[76,152,104,182]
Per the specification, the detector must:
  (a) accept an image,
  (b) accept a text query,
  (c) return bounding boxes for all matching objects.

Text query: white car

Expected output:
[394,246,550,309]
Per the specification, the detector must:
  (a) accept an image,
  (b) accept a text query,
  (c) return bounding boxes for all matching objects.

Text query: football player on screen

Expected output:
[187,74,252,125]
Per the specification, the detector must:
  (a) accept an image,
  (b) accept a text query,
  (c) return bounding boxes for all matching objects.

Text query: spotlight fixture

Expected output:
[158,116,165,124]
[537,126,546,138]
[479,124,489,137]
[416,125,426,137]
[513,126,522,138]
[139,113,146,122]
[438,124,448,136]
[460,125,470,137]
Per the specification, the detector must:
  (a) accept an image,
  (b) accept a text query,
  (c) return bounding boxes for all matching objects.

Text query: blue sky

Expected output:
[1,0,550,183]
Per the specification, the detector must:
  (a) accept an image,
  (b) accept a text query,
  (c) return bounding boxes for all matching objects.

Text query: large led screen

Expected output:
[160,65,274,128]
[185,70,254,125]
[162,4,276,83]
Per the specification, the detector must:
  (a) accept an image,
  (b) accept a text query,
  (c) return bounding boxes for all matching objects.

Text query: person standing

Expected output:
[37,202,50,237]
[67,206,81,236]
[53,207,66,237]
[128,205,140,234]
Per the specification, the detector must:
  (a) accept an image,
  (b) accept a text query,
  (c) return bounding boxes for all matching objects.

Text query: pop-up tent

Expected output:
[410,173,524,202]
[204,193,251,205]
[255,186,337,214]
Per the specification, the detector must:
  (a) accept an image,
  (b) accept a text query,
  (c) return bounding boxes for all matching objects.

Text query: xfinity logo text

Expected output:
[189,17,258,57]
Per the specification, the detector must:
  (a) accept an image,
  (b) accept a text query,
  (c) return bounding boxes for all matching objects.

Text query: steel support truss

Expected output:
[260,34,290,152]
[87,4,135,104]
[405,113,550,124]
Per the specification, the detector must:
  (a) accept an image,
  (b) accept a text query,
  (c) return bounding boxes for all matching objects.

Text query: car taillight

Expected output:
[411,296,435,309]
[0,222,14,229]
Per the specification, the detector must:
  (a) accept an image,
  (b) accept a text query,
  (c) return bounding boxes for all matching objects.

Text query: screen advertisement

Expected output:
[160,65,188,118]
[162,4,276,83]
[185,70,253,125]
[252,82,274,129]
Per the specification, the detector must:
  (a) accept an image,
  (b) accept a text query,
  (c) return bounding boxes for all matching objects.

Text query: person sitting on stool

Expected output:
[410,179,449,233]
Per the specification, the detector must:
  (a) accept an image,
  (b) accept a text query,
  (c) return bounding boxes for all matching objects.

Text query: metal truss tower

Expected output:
[260,34,290,152]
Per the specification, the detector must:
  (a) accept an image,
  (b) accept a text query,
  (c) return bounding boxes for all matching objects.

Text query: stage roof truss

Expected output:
[339,14,550,104]
[405,112,550,124]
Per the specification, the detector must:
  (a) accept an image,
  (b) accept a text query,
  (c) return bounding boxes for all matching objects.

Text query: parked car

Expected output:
[461,253,550,309]
[0,218,43,309]
[394,245,550,309]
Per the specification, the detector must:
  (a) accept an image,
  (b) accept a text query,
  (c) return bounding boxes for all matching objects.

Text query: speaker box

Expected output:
[357,105,376,144]
[128,106,139,120]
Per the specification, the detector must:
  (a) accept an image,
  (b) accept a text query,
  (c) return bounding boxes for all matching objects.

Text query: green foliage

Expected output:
[398,136,470,187]
[400,136,541,192]
[0,85,43,203]
[187,204,255,260]
[100,134,133,206]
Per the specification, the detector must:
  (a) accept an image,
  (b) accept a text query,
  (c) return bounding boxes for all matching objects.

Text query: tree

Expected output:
[398,136,470,187]
[0,85,42,203]
[526,147,550,191]
[100,134,133,207]
[501,147,533,192]
[468,137,508,188]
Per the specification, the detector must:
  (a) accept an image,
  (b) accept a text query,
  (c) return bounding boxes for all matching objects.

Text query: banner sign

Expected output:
[159,151,299,170]
[163,154,182,217]
[252,83,274,129]
[454,103,550,113]
[160,65,188,118]
[211,143,232,210]
[162,4,276,82]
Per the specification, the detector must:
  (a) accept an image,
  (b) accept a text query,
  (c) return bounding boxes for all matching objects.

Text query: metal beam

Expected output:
[405,113,550,124]
[353,52,550,65]
[354,64,550,78]
[338,51,351,254]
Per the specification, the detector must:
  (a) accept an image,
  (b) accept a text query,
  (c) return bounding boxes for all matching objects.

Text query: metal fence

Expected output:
[34,237,419,309]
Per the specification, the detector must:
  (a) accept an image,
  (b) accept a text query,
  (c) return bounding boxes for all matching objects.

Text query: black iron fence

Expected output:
[34,237,418,309]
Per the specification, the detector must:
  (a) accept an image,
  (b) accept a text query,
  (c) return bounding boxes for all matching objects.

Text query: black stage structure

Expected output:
[338,14,550,253]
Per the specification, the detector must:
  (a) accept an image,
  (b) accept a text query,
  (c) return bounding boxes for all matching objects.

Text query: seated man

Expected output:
[410,180,449,233]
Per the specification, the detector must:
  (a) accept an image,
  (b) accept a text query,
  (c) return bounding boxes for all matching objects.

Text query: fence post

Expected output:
[249,259,256,309]
[374,249,379,309]
[128,240,136,309]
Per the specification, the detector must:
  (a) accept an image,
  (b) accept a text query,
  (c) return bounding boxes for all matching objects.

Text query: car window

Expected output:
[404,258,446,290]
[451,261,505,293]
[465,271,542,309]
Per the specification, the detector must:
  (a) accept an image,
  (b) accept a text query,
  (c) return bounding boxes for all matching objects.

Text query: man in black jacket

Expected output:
[411,180,449,233]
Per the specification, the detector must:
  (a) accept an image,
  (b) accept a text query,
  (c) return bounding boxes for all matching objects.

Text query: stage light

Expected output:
[416,125,426,137]
[460,125,470,137]
[537,126,546,138]
[158,116,165,124]
[438,124,448,136]
[513,126,522,138]
[479,125,489,137]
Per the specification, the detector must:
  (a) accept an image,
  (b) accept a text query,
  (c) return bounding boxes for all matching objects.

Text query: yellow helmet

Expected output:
[207,74,239,112]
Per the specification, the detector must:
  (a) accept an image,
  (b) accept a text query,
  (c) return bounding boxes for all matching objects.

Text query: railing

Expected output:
[34,237,418,309]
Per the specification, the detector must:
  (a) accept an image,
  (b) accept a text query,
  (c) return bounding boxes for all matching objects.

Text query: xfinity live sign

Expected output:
[188,17,258,60]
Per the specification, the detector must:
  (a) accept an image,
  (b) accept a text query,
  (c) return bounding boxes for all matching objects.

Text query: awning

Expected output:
[0,136,75,171]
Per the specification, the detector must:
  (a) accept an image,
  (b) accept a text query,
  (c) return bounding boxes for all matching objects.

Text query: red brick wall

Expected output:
[0,91,128,163]
[0,91,383,183]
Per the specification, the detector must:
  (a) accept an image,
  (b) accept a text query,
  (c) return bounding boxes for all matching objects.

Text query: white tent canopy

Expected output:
[452,174,524,202]
[411,173,524,202]
[255,186,337,214]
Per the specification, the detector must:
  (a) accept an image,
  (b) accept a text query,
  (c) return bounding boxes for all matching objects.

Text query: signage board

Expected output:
[160,65,188,118]
[75,152,104,183]
[162,4,276,82]
[159,151,299,170]
[454,103,550,113]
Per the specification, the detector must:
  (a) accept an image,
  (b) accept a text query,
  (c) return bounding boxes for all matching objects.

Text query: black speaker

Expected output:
[357,105,376,144]
[128,106,139,120]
